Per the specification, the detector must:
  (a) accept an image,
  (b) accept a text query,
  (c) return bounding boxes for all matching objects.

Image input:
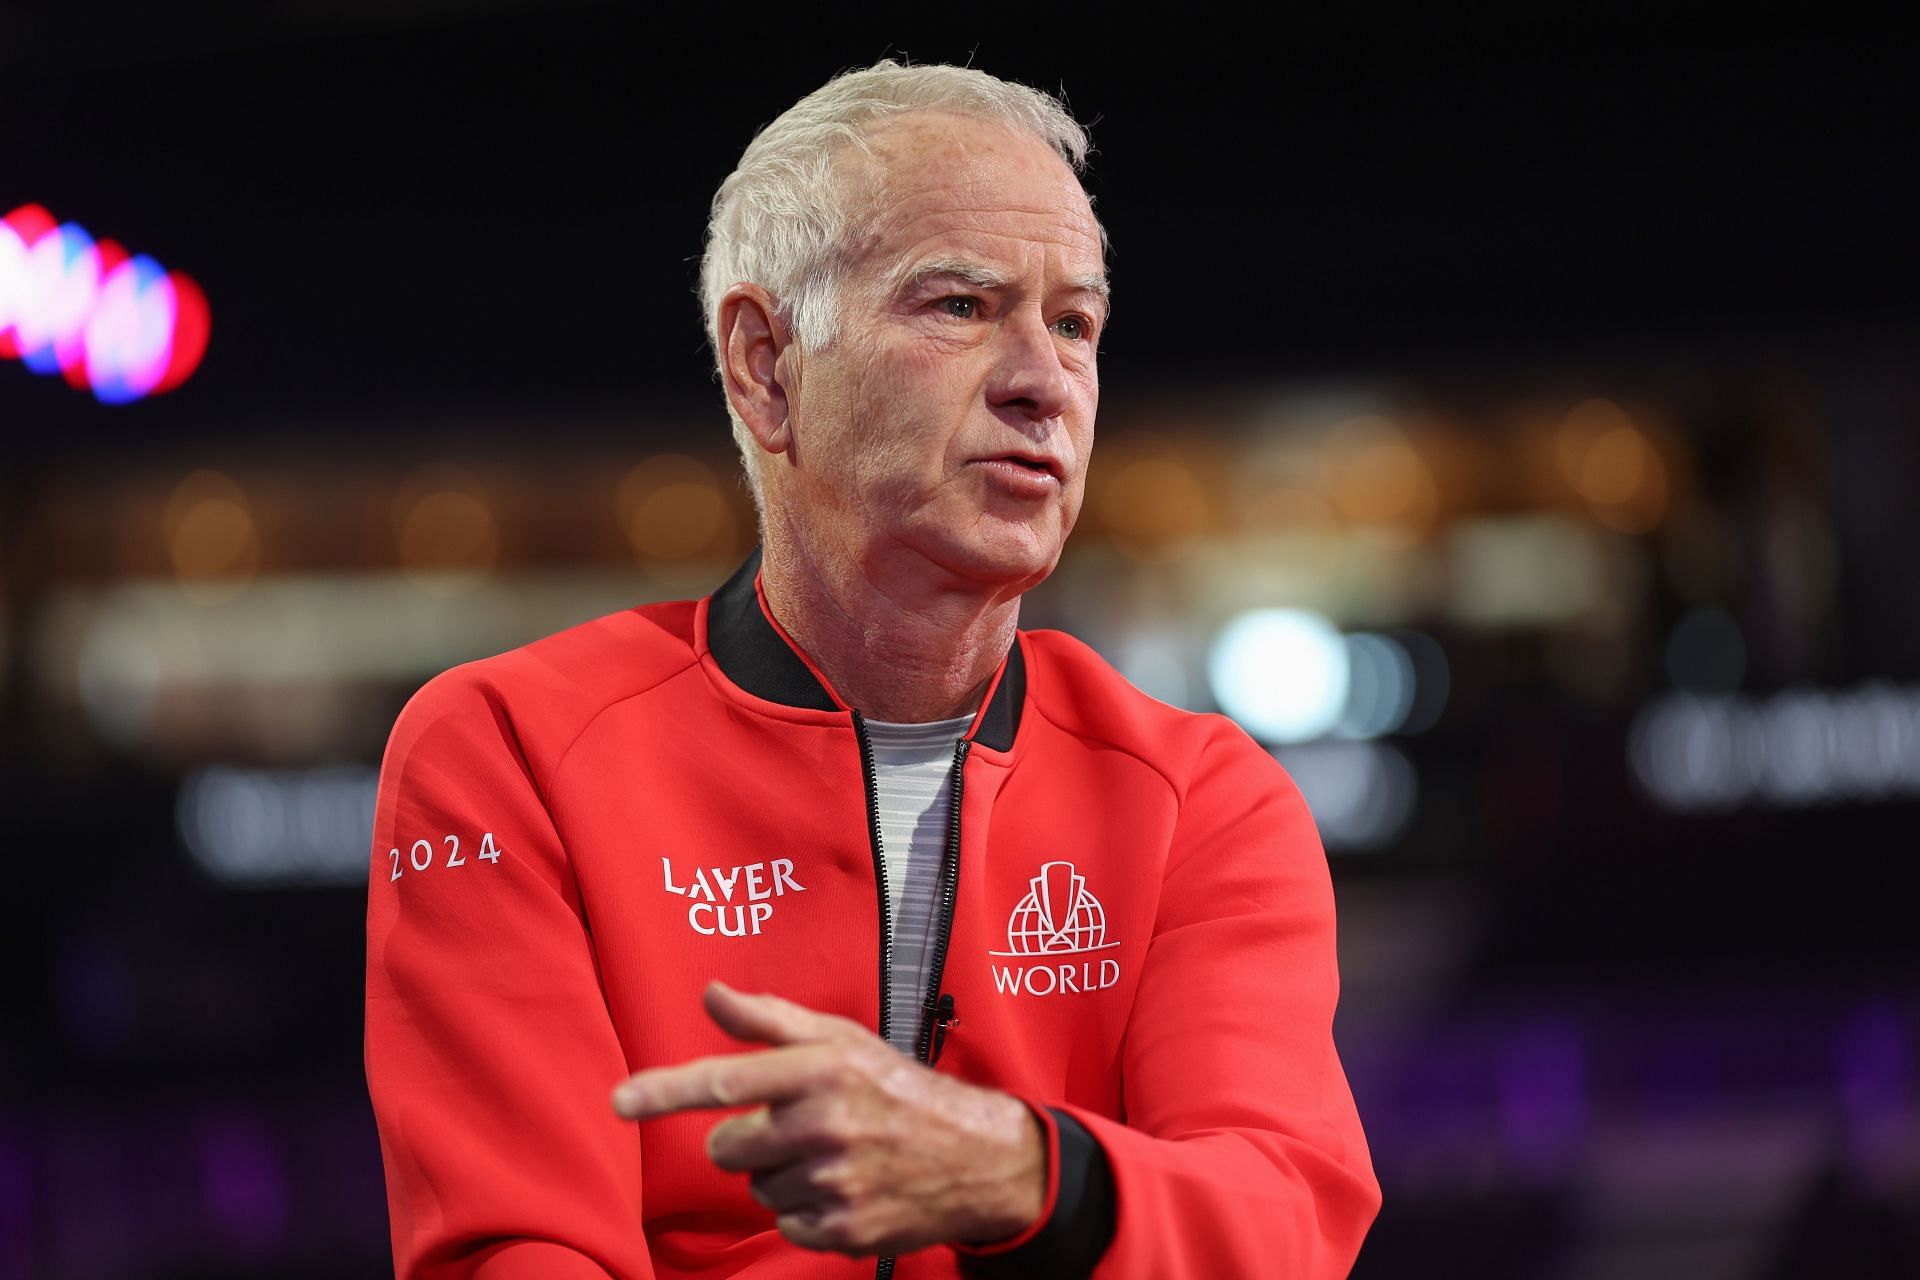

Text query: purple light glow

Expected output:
[1834,1004,1915,1185]
[0,1132,32,1280]
[1497,1025,1589,1182]
[199,1113,289,1256]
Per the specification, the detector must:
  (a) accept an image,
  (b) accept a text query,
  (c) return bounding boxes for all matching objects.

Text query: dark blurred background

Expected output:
[3,5,1918,1277]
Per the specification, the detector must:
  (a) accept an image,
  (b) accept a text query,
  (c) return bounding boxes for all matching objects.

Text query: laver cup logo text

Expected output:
[989,860,1121,996]
[661,856,806,936]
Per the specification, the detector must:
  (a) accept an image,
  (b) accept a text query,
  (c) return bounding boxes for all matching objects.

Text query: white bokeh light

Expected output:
[1629,685,1920,812]
[1337,632,1417,738]
[1272,741,1419,851]
[1209,608,1350,744]
[178,765,379,889]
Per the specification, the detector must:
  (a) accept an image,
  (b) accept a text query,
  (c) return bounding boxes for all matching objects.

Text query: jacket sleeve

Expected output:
[1060,721,1380,1279]
[365,669,655,1279]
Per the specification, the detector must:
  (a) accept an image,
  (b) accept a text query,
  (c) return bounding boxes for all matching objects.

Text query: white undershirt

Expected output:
[864,713,973,1056]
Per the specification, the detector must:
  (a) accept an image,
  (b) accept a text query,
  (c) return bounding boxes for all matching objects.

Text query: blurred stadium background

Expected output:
[3,6,1917,1277]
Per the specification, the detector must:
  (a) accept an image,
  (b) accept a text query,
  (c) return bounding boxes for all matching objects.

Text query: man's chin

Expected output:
[914,524,1064,594]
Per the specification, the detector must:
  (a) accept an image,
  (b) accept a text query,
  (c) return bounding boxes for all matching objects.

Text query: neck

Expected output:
[757,526,1020,724]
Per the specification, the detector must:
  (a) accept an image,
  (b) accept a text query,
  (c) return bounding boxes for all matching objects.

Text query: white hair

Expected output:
[699,59,1097,516]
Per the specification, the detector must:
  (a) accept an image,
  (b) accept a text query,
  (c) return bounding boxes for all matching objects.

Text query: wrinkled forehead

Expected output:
[839,111,1106,283]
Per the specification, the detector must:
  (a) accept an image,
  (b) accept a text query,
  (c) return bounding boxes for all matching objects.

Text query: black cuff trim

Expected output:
[958,1109,1117,1280]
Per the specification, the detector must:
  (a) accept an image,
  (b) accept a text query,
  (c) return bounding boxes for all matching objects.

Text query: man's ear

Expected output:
[718,283,794,456]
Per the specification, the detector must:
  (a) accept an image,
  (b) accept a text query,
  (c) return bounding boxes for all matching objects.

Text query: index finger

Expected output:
[612,1042,841,1120]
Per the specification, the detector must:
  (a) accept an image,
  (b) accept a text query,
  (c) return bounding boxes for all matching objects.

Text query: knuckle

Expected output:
[795,1096,859,1153]
[820,1095,856,1137]
[785,1104,832,1148]
[809,1158,850,1196]
[830,1164,872,1203]
[826,1052,867,1091]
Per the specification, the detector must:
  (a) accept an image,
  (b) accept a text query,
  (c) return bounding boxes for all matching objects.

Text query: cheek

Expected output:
[859,333,947,389]
[868,351,981,467]
[905,350,983,426]
[1070,394,1097,467]
[846,340,961,437]
[1063,469,1090,524]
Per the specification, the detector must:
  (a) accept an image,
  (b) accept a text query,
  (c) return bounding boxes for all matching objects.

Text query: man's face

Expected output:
[770,111,1107,595]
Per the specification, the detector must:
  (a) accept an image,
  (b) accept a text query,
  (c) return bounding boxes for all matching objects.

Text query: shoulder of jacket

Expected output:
[392,597,702,780]
[1018,627,1257,779]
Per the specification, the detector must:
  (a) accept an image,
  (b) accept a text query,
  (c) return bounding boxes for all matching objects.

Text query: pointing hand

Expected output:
[612,981,1045,1256]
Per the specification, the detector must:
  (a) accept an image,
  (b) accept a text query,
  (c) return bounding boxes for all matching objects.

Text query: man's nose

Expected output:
[985,309,1072,423]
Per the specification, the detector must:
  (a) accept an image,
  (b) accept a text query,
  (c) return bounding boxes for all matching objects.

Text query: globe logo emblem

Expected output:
[1004,860,1107,955]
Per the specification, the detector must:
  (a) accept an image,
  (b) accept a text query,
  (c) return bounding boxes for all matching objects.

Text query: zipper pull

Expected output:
[927,993,958,1066]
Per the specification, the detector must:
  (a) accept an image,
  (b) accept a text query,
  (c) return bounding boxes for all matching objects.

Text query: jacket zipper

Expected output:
[851,712,894,1049]
[915,739,969,1064]
[857,726,972,1280]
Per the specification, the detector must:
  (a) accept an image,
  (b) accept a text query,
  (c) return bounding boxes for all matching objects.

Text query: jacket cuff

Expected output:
[953,1104,1117,1278]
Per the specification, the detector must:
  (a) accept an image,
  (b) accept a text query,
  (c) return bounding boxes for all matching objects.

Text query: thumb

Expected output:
[702,980,858,1047]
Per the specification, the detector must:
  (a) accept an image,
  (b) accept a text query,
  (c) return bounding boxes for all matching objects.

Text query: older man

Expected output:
[366,61,1379,1279]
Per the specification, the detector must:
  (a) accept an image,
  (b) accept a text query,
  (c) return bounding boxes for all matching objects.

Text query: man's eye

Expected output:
[939,297,979,319]
[1053,315,1092,342]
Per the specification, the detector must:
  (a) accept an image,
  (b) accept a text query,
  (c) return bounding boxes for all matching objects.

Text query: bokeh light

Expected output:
[1098,454,1213,562]
[15,221,101,376]
[84,256,181,404]
[1208,607,1350,743]
[178,764,378,890]
[1557,398,1670,533]
[1629,685,1920,811]
[1272,740,1419,850]
[1337,632,1418,738]
[616,454,734,563]
[393,466,500,591]
[0,203,210,401]
[164,470,262,597]
[1323,416,1440,543]
[1396,629,1452,734]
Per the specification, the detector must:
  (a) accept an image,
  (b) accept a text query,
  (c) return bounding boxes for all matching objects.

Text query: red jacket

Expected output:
[365,551,1380,1279]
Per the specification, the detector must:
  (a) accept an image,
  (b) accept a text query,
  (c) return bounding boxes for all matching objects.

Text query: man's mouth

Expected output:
[983,454,1062,481]
[972,455,1063,496]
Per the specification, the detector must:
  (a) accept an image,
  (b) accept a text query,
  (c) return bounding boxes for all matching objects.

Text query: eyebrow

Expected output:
[898,256,1111,310]
[899,256,1012,293]
[1066,272,1113,309]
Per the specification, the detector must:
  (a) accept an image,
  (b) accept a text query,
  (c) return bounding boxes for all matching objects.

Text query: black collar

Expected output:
[707,547,1025,751]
